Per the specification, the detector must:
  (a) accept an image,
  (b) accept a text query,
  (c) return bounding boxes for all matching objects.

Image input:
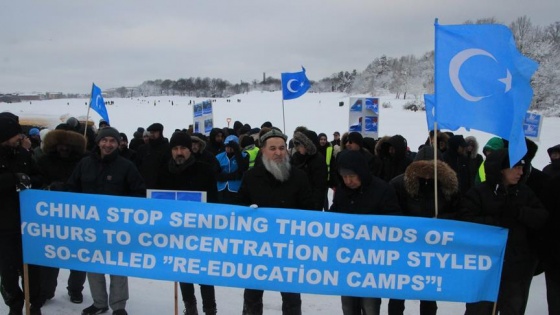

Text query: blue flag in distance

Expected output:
[435,23,538,166]
[281,67,311,100]
[90,83,110,125]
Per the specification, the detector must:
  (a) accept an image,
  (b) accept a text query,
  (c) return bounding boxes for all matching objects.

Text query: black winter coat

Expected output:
[458,150,548,273]
[135,137,171,189]
[68,148,145,197]
[238,164,314,210]
[291,151,327,210]
[330,150,401,215]
[0,145,42,234]
[156,157,218,203]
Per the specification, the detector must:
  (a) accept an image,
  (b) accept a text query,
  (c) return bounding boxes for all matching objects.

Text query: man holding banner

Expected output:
[156,131,218,315]
[67,126,145,315]
[238,129,314,315]
[459,149,547,314]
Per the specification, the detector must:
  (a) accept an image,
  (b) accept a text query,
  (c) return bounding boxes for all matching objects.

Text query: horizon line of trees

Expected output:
[109,16,558,113]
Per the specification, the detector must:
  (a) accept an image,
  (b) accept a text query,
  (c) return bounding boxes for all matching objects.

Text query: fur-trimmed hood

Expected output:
[464,136,480,159]
[293,131,317,155]
[191,135,207,152]
[42,129,87,156]
[403,160,459,200]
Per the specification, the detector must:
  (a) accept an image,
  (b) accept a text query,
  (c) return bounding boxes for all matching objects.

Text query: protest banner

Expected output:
[20,189,507,302]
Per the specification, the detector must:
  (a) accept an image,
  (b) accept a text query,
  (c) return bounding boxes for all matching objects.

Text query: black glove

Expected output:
[15,173,32,192]
[48,181,66,191]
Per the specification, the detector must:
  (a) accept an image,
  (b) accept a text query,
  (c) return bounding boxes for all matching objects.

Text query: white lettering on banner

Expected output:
[347,272,442,291]
[20,222,96,242]
[407,251,492,270]
[35,201,100,221]
[336,248,399,265]
[44,245,156,268]
[169,212,268,232]
[137,234,328,261]
[275,219,417,242]
[106,208,163,225]
[203,260,338,285]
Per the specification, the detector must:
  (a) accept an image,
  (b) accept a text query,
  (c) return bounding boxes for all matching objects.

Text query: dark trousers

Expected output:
[40,266,59,300]
[388,299,437,315]
[0,233,42,309]
[243,289,301,315]
[180,282,216,311]
[341,296,381,315]
[67,270,87,294]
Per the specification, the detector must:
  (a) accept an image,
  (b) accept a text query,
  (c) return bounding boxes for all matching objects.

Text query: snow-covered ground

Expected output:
[1,91,556,314]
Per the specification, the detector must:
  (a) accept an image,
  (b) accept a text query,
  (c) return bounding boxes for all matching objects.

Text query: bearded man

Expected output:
[237,129,314,315]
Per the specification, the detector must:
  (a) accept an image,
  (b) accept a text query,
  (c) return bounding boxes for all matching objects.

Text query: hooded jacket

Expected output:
[330,150,401,215]
[378,134,413,182]
[36,129,87,188]
[543,144,560,178]
[291,131,328,210]
[390,160,460,219]
[459,149,547,262]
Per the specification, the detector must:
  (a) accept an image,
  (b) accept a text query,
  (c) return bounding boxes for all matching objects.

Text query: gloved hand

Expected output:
[15,173,32,192]
[48,181,66,191]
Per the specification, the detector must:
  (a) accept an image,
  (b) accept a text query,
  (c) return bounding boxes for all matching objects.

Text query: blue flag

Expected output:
[281,67,311,100]
[90,83,110,125]
[435,23,538,166]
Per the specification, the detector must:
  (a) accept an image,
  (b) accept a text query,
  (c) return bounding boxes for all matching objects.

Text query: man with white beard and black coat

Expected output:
[329,149,401,315]
[156,131,218,315]
[238,129,314,315]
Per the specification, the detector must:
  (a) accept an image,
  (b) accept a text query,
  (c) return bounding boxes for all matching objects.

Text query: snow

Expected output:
[1,91,556,314]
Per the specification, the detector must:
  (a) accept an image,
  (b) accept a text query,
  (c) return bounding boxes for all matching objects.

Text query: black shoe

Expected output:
[203,307,217,315]
[69,291,84,303]
[30,305,42,315]
[82,304,109,315]
[112,309,128,315]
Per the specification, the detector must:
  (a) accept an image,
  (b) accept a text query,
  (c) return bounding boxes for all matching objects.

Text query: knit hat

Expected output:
[147,123,164,132]
[261,121,273,128]
[0,117,22,143]
[347,132,363,147]
[95,127,121,144]
[169,132,192,150]
[483,137,504,152]
[119,132,128,143]
[29,128,40,136]
[260,129,287,144]
[99,119,109,128]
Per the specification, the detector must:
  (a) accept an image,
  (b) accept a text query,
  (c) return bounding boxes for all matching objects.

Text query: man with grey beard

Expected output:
[237,129,314,315]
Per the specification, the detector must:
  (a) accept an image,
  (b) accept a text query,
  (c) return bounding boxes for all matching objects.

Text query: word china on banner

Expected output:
[20,190,507,303]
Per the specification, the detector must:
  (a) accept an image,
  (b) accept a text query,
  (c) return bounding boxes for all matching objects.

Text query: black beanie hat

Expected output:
[240,135,255,148]
[169,132,192,150]
[119,133,128,143]
[95,127,121,144]
[147,123,164,132]
[0,117,22,143]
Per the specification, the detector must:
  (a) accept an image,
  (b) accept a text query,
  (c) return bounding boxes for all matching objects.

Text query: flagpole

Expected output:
[84,83,94,137]
[281,76,286,133]
[433,18,440,219]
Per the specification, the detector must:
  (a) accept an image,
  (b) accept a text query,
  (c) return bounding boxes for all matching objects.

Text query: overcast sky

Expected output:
[1,1,558,94]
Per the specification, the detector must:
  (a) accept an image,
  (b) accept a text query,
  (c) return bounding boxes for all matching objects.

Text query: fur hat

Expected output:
[95,127,121,144]
[169,132,192,150]
[42,129,87,155]
[293,131,318,155]
[0,117,22,143]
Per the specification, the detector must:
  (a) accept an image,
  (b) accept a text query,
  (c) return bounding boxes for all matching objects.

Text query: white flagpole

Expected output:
[281,77,287,133]
[84,83,93,137]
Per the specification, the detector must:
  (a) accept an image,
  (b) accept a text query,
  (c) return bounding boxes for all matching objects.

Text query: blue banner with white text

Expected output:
[19,190,507,302]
